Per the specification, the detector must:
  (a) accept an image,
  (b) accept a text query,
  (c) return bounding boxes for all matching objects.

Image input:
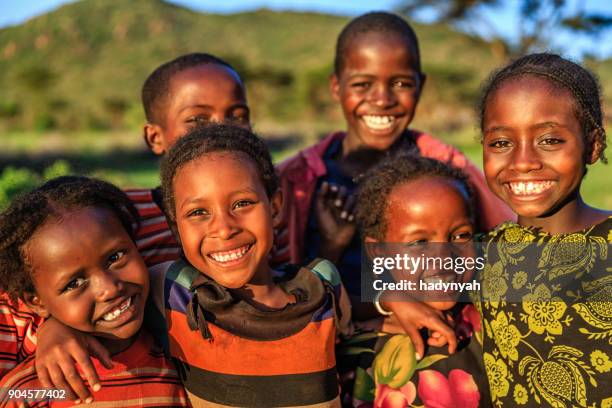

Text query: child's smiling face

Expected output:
[173,152,282,289]
[482,76,596,221]
[379,177,474,310]
[331,32,424,153]
[146,64,250,155]
[25,207,149,342]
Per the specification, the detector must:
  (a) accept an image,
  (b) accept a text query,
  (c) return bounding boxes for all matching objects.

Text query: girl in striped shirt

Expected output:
[0,176,189,407]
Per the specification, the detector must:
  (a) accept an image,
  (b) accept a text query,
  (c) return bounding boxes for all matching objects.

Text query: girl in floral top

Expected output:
[344,155,490,408]
[478,53,611,407]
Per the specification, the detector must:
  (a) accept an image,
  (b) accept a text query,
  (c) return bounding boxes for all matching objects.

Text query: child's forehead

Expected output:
[493,75,572,99]
[388,177,468,209]
[343,31,419,68]
[173,152,265,204]
[37,207,122,238]
[178,151,258,179]
[169,63,244,93]
[485,75,580,125]
[27,207,127,264]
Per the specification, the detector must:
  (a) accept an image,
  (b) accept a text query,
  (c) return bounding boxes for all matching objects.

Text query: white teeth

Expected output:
[209,245,250,263]
[362,115,395,130]
[102,297,132,322]
[508,181,554,195]
[422,275,456,285]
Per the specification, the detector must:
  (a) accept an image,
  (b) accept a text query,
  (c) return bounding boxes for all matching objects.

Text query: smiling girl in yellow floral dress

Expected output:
[478,53,611,407]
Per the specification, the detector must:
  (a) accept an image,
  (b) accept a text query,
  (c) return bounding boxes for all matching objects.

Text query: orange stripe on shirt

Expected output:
[167,309,336,376]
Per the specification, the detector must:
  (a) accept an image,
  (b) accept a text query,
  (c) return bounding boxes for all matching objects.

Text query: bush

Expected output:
[0,160,72,210]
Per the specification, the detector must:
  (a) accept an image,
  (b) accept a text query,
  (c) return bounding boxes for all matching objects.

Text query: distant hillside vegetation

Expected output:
[0,0,609,133]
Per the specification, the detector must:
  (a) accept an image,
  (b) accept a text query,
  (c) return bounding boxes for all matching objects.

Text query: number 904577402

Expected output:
[5,388,67,402]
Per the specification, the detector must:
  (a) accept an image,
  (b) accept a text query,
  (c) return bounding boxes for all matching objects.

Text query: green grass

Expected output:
[2,129,610,208]
[0,129,307,191]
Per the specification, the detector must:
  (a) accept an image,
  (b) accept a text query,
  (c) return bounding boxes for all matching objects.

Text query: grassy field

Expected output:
[2,129,610,209]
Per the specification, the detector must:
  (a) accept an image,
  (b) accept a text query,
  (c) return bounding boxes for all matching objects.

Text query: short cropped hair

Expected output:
[142,53,241,124]
[334,11,421,75]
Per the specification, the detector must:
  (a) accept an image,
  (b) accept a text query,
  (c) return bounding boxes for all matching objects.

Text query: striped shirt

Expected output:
[151,258,351,407]
[0,331,190,407]
[0,297,41,379]
[125,188,181,267]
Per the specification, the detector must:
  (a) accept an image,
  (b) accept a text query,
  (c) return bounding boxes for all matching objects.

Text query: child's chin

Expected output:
[97,319,144,341]
[361,134,401,151]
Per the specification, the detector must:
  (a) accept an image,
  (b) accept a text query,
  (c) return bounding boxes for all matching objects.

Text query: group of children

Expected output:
[0,10,609,408]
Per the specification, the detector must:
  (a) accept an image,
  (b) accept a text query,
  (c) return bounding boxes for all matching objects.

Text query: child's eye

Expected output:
[187,208,208,217]
[186,116,210,127]
[539,137,564,145]
[230,110,250,125]
[107,250,125,265]
[351,81,371,89]
[488,139,511,149]
[393,80,415,89]
[405,238,428,246]
[234,200,255,209]
[63,277,88,293]
[452,231,473,242]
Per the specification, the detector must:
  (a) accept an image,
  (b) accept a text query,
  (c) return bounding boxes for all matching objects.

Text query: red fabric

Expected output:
[272,130,515,265]
[0,331,189,407]
[0,296,42,379]
[125,189,181,267]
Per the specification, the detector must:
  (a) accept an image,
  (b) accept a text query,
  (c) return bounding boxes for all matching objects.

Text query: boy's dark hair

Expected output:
[142,53,241,124]
[160,124,279,223]
[356,155,474,240]
[478,52,607,163]
[0,176,138,303]
[334,11,421,75]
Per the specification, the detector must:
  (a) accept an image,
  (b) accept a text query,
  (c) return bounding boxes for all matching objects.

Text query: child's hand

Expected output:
[35,317,112,403]
[384,301,457,359]
[315,181,356,263]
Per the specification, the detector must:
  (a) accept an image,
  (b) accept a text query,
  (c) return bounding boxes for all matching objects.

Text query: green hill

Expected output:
[0,0,609,134]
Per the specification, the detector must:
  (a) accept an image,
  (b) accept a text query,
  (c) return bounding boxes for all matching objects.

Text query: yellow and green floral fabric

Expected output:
[479,217,612,408]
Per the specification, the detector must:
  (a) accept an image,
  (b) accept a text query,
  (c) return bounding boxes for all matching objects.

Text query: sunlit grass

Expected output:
[3,129,610,208]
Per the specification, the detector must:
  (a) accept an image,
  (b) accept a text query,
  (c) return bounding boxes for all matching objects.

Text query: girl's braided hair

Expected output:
[478,52,607,163]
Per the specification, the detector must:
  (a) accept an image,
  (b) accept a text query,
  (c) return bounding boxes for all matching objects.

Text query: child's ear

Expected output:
[23,292,50,319]
[270,190,284,228]
[586,132,603,164]
[329,73,341,101]
[143,123,166,156]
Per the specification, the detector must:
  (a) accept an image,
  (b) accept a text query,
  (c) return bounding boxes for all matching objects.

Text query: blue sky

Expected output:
[1,0,611,59]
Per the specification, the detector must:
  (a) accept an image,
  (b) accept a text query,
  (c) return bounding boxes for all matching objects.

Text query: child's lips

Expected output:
[97,295,138,326]
[207,243,253,265]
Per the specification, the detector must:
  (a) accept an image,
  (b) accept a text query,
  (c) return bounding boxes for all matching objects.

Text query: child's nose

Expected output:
[510,142,542,172]
[210,114,225,124]
[93,270,124,302]
[210,212,240,240]
[368,83,395,107]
